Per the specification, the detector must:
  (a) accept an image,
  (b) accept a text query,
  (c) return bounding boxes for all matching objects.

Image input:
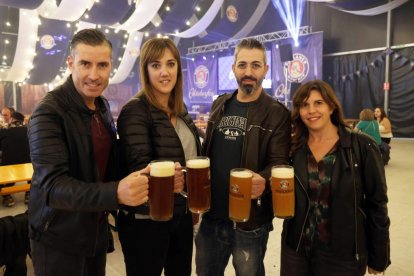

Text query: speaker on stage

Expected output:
[280,44,293,62]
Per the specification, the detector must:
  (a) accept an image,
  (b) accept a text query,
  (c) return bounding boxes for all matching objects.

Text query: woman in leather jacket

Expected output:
[281,80,390,275]
[117,38,201,276]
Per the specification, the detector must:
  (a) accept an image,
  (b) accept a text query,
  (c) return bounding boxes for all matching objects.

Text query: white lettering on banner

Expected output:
[188,88,215,100]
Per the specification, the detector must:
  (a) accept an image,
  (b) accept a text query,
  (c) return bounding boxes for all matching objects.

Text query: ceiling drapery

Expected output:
[231,0,270,39]
[0,0,408,85]
[110,31,143,84]
[27,18,74,84]
[84,0,132,25]
[0,0,43,9]
[37,0,94,21]
[327,0,408,16]
[111,0,164,32]
[173,0,224,38]
[5,9,38,82]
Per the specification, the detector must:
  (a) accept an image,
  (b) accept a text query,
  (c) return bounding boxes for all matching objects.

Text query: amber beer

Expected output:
[229,168,252,222]
[149,160,175,221]
[271,165,295,218]
[186,157,211,214]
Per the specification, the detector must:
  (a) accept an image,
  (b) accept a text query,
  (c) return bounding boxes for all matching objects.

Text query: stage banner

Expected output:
[271,32,323,107]
[185,55,218,114]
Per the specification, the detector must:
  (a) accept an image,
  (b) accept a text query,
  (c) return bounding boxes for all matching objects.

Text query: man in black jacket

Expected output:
[195,39,291,275]
[28,29,149,276]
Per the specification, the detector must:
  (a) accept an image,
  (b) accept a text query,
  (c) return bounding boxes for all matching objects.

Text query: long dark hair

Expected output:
[291,80,348,153]
[375,107,387,122]
[138,38,184,115]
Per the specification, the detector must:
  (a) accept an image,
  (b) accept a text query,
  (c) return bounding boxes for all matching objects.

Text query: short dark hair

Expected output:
[70,28,112,55]
[234,38,267,64]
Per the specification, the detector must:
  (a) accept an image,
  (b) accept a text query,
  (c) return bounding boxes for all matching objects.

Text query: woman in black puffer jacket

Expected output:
[117,38,201,276]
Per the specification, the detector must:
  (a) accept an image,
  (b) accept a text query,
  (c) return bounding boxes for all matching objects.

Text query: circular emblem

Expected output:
[285,53,309,83]
[231,184,240,193]
[194,65,209,89]
[280,180,290,190]
[226,5,238,23]
[40,35,55,50]
[129,47,140,57]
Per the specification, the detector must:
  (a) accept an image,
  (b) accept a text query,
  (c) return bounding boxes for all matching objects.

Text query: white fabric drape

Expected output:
[327,0,408,16]
[111,0,163,31]
[37,0,94,21]
[6,9,38,82]
[231,0,270,39]
[173,0,224,38]
[110,31,143,84]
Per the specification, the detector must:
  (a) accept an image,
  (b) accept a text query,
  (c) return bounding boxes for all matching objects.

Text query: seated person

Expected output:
[355,108,390,164]
[374,107,393,144]
[355,108,382,145]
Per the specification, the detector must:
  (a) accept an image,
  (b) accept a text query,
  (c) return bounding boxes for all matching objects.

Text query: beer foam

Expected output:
[187,158,210,169]
[231,170,253,178]
[150,161,175,177]
[272,167,294,178]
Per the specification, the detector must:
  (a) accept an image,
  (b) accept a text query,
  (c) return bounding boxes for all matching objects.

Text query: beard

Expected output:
[236,76,264,94]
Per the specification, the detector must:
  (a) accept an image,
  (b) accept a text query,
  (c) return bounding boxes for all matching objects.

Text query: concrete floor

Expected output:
[1,139,413,275]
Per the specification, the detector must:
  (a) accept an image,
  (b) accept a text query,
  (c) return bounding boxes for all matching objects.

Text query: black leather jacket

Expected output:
[117,94,202,215]
[28,76,120,256]
[282,126,391,272]
[203,90,291,230]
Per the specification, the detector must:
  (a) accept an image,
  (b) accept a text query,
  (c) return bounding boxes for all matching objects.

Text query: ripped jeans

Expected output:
[195,216,272,276]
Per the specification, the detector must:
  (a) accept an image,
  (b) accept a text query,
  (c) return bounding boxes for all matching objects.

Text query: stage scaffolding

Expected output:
[186,26,312,55]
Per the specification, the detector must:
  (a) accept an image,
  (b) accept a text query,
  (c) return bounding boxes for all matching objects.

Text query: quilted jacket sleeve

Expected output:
[117,97,153,174]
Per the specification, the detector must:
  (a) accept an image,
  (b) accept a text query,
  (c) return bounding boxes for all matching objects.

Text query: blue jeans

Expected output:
[195,216,272,276]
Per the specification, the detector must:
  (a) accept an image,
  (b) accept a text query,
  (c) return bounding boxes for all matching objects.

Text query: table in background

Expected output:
[0,163,33,195]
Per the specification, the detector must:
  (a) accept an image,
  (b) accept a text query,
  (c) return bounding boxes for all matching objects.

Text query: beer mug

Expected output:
[271,165,295,218]
[148,160,175,221]
[229,168,253,222]
[185,156,211,214]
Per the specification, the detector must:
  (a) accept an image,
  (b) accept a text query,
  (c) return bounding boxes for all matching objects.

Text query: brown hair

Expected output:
[234,38,267,64]
[138,38,184,115]
[375,107,387,122]
[359,108,375,121]
[291,80,348,153]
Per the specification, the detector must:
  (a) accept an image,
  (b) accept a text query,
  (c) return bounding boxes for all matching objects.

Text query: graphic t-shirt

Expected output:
[208,95,249,219]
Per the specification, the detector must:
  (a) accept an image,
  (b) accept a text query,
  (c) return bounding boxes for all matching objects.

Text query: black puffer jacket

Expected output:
[28,76,120,256]
[117,94,201,215]
[203,90,291,230]
[283,126,391,272]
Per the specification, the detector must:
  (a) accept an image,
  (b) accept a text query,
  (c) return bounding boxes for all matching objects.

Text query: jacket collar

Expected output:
[338,124,352,149]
